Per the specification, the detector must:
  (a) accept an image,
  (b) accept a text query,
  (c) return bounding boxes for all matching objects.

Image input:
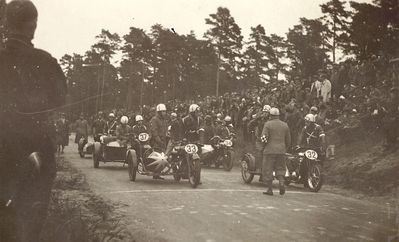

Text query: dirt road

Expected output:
[64,142,397,242]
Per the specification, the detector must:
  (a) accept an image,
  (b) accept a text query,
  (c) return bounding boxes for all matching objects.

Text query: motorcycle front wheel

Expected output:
[127,153,137,181]
[188,156,201,188]
[223,150,233,171]
[173,164,181,182]
[307,163,323,192]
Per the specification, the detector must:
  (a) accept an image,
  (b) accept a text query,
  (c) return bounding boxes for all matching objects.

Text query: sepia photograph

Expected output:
[0,0,398,241]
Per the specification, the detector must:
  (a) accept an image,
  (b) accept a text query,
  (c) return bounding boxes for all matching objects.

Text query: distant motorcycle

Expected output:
[201,135,234,171]
[285,147,324,192]
[126,137,202,188]
[78,134,102,158]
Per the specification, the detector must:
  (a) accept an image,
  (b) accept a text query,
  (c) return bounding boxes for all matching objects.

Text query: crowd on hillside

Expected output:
[62,55,399,152]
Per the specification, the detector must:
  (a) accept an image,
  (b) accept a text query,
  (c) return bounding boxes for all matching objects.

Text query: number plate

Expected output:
[185,144,198,154]
[305,150,318,160]
[138,133,149,142]
[223,140,233,147]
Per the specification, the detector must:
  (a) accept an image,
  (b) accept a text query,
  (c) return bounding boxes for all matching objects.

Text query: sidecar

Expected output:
[240,152,290,184]
[92,135,132,168]
[78,137,94,158]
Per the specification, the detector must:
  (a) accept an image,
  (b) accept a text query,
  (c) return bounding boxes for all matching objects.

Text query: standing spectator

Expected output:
[92,111,106,141]
[0,1,67,240]
[320,72,332,103]
[75,114,89,144]
[261,108,291,196]
[55,113,70,154]
[310,77,322,99]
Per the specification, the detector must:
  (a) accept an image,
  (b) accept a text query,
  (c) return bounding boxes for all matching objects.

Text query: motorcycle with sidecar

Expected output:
[201,135,234,171]
[92,134,133,168]
[126,138,202,188]
[240,146,324,192]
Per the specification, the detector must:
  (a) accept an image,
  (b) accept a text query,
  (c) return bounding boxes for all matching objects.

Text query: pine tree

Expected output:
[204,7,243,96]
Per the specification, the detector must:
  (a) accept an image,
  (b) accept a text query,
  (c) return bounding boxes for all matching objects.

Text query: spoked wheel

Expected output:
[188,156,201,188]
[241,156,254,184]
[173,165,181,182]
[93,143,101,168]
[127,153,137,181]
[307,164,323,192]
[223,150,233,171]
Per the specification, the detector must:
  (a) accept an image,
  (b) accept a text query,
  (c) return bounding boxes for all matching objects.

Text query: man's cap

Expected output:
[269,108,280,116]
[6,0,38,28]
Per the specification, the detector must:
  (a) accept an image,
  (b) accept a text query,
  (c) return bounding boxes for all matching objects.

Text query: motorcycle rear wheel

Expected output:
[241,157,254,184]
[307,164,323,192]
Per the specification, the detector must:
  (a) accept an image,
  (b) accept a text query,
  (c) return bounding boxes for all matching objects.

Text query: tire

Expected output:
[241,156,254,184]
[173,164,181,182]
[307,164,323,192]
[93,143,101,168]
[127,153,137,181]
[223,150,233,171]
[188,157,201,188]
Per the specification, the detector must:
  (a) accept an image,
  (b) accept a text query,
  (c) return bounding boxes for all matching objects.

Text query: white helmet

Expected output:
[120,116,129,124]
[189,104,200,113]
[263,105,271,112]
[305,113,316,123]
[108,113,115,118]
[224,116,232,122]
[135,115,143,122]
[269,108,280,116]
[156,103,167,112]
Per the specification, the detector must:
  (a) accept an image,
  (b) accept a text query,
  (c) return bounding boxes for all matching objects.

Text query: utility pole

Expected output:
[216,49,221,97]
[140,62,145,113]
[100,65,105,110]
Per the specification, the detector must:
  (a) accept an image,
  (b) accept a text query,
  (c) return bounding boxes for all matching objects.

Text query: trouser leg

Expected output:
[274,154,286,181]
[255,141,264,170]
[262,154,275,187]
[165,139,175,156]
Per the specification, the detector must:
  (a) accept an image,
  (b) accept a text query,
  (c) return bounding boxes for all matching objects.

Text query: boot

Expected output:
[279,178,285,195]
[263,181,273,196]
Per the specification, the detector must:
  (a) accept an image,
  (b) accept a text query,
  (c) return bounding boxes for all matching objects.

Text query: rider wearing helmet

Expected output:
[132,115,148,138]
[182,104,204,142]
[106,113,118,135]
[92,111,106,141]
[149,104,168,179]
[165,112,184,156]
[247,105,271,181]
[298,113,326,151]
[116,116,131,146]
[150,104,168,152]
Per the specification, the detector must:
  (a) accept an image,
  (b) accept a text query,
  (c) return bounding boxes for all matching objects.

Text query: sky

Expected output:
[12,0,372,60]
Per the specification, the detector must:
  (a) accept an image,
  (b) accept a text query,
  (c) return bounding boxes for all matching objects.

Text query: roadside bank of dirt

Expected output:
[324,127,399,200]
[41,156,133,242]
